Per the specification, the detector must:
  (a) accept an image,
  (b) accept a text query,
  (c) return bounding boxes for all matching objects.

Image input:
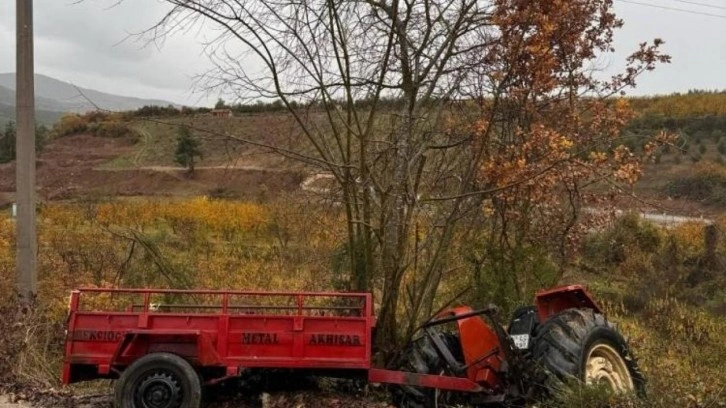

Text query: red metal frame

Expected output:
[534,284,601,323]
[432,306,505,390]
[368,368,483,392]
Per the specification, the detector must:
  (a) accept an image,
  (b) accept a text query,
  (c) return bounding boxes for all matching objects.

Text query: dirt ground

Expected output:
[0,391,390,408]
[0,134,304,206]
[0,396,27,408]
[0,373,391,407]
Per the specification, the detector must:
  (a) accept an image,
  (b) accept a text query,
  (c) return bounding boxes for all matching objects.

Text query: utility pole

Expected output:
[16,0,37,305]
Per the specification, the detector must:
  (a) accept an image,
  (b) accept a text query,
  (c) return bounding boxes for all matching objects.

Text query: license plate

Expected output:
[511,334,530,349]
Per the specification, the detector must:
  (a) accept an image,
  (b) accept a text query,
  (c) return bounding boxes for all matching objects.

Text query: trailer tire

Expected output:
[531,308,645,398]
[392,333,464,408]
[114,352,202,408]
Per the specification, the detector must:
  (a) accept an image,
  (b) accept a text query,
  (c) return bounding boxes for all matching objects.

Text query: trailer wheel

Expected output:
[392,333,465,408]
[531,308,645,397]
[114,352,202,408]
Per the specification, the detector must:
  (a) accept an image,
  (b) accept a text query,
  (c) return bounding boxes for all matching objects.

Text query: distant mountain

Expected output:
[0,73,179,126]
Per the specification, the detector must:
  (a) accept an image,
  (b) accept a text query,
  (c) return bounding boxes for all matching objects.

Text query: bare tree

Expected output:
[103,0,668,357]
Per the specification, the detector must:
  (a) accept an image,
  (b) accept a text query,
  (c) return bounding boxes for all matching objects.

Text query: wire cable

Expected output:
[617,0,726,19]
[669,0,726,11]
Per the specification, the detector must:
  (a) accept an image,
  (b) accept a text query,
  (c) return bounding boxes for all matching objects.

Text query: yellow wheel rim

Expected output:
[585,343,635,393]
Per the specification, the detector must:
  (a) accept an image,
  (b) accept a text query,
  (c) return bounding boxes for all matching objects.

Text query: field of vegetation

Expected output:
[0,195,725,406]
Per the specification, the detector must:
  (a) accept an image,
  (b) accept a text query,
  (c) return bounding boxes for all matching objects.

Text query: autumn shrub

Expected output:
[88,121,130,138]
[665,162,726,205]
[52,111,137,140]
[52,114,88,137]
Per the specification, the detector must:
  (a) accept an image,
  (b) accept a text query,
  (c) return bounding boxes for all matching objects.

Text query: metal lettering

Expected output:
[242,332,279,344]
[308,334,362,346]
[72,330,123,342]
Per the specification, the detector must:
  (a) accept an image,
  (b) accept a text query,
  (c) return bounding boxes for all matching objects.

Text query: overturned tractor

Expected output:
[393,285,644,406]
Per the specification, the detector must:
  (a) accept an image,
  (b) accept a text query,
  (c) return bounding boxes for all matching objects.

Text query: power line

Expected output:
[669,0,726,11]
[617,0,726,18]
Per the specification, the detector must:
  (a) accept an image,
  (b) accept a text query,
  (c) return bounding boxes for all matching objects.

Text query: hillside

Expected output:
[4,92,723,216]
[0,73,179,125]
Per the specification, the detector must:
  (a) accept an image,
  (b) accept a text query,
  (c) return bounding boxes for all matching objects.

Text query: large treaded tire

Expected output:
[392,333,462,408]
[531,308,646,398]
[114,352,202,408]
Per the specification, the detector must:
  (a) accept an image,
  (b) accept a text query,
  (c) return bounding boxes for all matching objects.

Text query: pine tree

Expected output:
[718,138,726,155]
[174,126,202,172]
[0,122,16,164]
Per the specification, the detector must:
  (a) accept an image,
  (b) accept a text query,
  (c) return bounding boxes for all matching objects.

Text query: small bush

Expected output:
[665,162,726,204]
[712,129,725,142]
[53,114,88,137]
[93,121,130,138]
[583,213,661,266]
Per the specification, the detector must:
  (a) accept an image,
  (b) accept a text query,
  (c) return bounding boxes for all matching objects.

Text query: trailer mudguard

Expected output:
[110,330,222,368]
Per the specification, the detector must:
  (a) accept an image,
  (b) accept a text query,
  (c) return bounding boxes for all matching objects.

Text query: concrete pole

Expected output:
[16,0,37,304]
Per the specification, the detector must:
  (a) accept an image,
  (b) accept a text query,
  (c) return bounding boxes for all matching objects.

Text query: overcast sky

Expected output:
[1,0,725,107]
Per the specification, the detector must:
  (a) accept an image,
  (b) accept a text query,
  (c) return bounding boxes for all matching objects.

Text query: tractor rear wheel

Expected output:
[531,308,645,397]
[114,352,202,408]
[392,333,465,408]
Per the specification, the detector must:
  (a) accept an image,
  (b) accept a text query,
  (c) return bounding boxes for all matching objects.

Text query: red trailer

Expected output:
[63,285,645,407]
